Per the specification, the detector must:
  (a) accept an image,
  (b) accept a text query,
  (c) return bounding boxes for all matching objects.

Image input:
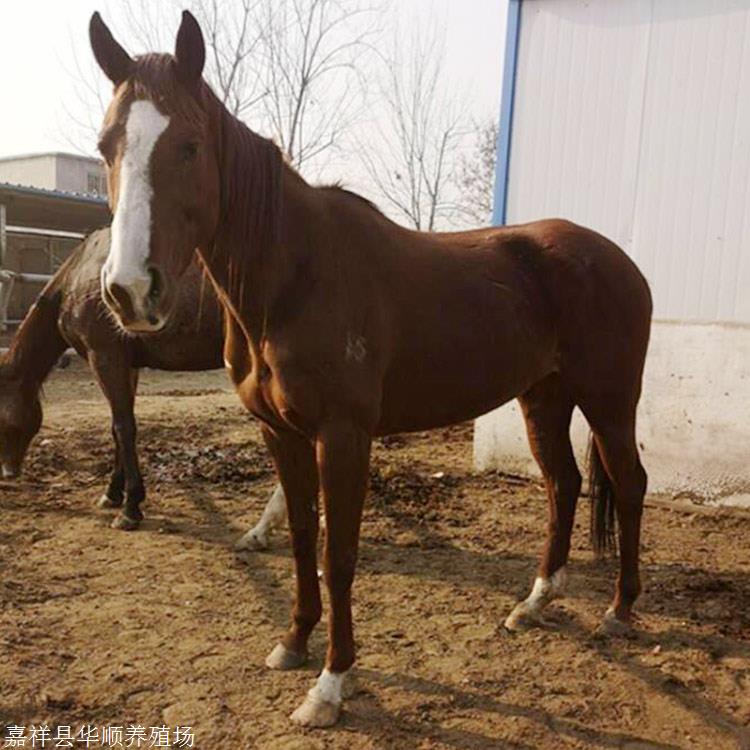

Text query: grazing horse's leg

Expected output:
[290,420,370,728]
[97,426,125,508]
[89,351,144,530]
[261,426,321,670]
[234,483,287,551]
[505,375,581,630]
[583,404,647,633]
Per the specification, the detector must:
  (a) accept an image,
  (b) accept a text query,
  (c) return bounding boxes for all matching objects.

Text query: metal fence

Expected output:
[0,222,85,331]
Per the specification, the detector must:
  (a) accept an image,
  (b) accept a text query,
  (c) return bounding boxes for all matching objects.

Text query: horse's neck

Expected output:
[5,291,67,386]
[204,166,315,347]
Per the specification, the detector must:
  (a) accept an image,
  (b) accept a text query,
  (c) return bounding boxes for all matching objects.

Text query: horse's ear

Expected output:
[175,10,205,88]
[89,12,133,86]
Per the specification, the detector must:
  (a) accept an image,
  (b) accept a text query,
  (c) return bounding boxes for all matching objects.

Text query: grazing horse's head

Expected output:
[0,369,42,478]
[90,11,219,333]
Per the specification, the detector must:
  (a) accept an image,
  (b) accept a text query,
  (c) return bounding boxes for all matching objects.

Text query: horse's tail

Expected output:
[587,434,617,557]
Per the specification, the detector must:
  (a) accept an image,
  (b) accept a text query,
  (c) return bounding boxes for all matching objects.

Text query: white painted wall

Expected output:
[507,0,750,324]
[475,321,750,506]
[477,0,750,502]
[0,155,57,190]
[55,154,106,197]
[0,153,105,196]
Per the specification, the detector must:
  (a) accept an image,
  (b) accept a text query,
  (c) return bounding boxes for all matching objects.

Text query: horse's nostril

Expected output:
[148,267,163,302]
[107,282,137,322]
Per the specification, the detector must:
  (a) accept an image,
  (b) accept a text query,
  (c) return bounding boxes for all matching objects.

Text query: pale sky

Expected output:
[0,1,508,160]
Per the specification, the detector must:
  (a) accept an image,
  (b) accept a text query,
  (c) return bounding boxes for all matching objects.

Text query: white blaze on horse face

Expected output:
[106,100,170,299]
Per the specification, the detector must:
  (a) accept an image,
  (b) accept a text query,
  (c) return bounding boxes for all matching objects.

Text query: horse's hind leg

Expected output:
[234,482,288,551]
[505,374,581,630]
[581,399,647,632]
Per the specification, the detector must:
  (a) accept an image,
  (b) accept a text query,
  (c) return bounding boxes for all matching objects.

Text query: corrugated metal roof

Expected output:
[0,181,108,205]
[0,181,110,234]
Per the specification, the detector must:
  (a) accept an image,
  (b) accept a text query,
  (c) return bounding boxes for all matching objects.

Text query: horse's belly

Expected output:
[377,348,554,435]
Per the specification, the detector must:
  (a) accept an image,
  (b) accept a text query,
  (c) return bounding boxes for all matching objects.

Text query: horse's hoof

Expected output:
[290,692,340,728]
[504,602,541,631]
[111,514,141,531]
[234,529,269,552]
[265,643,307,670]
[97,494,122,509]
[599,607,633,636]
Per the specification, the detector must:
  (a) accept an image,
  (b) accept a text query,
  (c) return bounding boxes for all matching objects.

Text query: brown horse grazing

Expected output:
[0,227,288,541]
[90,11,652,727]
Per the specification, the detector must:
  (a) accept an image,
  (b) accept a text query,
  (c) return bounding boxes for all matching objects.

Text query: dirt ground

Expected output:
[1,360,749,750]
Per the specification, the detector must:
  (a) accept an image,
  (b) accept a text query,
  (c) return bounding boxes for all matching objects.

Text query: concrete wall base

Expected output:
[474,321,750,507]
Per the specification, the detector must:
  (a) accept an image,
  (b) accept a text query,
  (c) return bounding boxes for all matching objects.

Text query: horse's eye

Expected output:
[182,142,199,161]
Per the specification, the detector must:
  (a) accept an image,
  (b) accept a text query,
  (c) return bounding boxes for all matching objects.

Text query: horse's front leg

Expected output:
[112,402,145,530]
[89,352,144,530]
[97,424,124,509]
[290,420,370,728]
[235,483,287,551]
[261,426,321,669]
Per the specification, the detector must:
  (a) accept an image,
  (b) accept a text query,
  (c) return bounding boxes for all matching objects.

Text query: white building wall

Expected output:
[477,0,750,504]
[55,155,107,197]
[506,0,750,324]
[0,155,57,191]
[0,154,106,196]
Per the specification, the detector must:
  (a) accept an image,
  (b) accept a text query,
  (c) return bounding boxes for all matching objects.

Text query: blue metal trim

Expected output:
[491,0,522,226]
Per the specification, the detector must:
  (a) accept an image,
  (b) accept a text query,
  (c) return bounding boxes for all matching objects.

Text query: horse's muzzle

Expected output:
[102,265,167,333]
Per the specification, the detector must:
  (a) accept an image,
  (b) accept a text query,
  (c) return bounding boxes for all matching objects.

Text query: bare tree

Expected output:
[60,35,113,155]
[456,119,499,226]
[64,0,380,175]
[62,0,265,153]
[112,0,267,117]
[359,23,465,231]
[187,0,267,117]
[255,0,381,171]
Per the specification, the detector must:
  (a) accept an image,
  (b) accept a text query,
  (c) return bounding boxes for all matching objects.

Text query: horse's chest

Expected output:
[223,354,264,413]
[225,355,307,434]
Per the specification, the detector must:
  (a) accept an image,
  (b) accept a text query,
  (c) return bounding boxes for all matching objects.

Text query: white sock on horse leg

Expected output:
[504,566,566,629]
[235,483,287,550]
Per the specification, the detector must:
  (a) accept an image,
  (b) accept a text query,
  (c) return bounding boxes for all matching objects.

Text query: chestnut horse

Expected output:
[90,11,652,727]
[0,226,287,543]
